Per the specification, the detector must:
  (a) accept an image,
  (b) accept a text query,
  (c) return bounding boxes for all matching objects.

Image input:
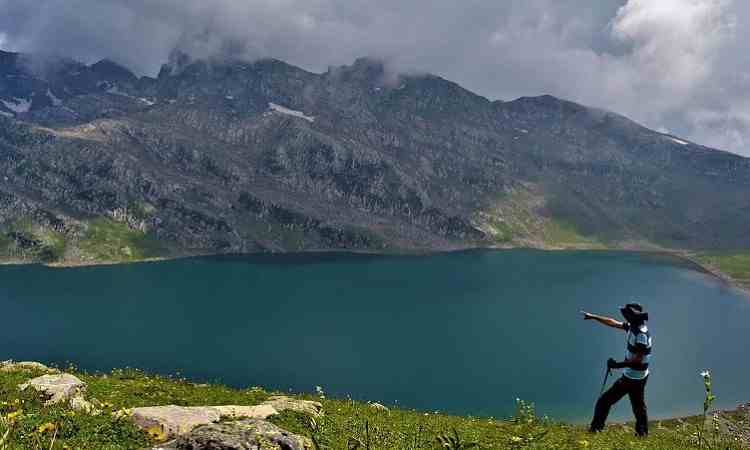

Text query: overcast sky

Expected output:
[1,0,749,156]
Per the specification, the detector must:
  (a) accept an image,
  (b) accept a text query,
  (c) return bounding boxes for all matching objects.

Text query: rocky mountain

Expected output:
[1,49,749,262]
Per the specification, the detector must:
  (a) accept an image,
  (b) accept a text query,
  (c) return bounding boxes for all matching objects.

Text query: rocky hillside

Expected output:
[2,49,750,262]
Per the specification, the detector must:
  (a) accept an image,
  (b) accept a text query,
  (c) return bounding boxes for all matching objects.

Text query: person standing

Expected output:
[581,303,652,436]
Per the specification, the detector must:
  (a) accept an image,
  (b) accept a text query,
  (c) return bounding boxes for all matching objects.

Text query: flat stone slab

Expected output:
[19,373,86,405]
[156,419,312,450]
[132,397,322,440]
[132,406,223,439]
[262,396,322,417]
[211,404,278,419]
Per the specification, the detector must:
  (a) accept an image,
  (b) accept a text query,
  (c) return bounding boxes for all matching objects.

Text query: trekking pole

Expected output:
[599,365,611,397]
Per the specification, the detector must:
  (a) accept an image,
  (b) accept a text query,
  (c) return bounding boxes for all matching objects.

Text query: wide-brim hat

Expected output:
[620,302,649,323]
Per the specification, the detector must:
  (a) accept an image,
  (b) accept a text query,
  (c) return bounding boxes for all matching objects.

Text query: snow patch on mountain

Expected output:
[268,102,315,122]
[669,137,689,145]
[47,89,63,106]
[104,83,153,105]
[106,84,129,97]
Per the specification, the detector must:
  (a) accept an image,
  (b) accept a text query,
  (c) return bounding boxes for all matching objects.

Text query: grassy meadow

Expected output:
[0,365,746,449]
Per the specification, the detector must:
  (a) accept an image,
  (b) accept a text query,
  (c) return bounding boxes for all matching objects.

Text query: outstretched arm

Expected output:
[580,311,625,330]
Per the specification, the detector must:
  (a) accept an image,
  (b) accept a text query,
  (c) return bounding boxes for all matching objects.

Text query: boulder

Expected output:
[19,373,86,405]
[368,402,389,413]
[1,361,59,374]
[157,419,312,450]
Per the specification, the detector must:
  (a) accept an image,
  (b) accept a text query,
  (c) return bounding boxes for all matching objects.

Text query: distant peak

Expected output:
[158,50,193,78]
[91,58,124,69]
[0,49,20,67]
[507,94,589,113]
[348,57,387,79]
[513,94,562,104]
[352,57,385,69]
[325,57,393,86]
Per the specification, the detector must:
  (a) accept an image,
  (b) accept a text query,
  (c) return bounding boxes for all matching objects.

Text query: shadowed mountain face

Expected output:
[1,50,749,261]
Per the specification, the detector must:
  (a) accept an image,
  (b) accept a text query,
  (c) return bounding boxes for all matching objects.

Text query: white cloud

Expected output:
[616,0,730,91]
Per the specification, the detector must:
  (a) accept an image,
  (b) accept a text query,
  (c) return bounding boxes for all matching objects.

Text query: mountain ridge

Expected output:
[1,49,749,264]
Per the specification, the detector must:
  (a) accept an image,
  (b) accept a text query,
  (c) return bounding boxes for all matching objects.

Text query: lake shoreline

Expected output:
[673,252,750,295]
[2,245,748,293]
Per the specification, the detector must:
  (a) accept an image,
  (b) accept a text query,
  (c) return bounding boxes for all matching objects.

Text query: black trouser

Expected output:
[590,375,648,436]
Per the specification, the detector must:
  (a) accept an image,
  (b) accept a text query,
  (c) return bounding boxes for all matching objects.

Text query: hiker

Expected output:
[581,303,652,436]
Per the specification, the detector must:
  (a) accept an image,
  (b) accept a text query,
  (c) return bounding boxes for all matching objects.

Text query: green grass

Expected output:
[79,218,166,262]
[475,188,543,245]
[0,233,11,256]
[34,230,67,263]
[270,399,743,450]
[482,215,515,243]
[476,187,610,250]
[544,219,605,249]
[0,369,147,450]
[0,367,270,449]
[695,252,750,285]
[0,220,67,263]
[81,368,270,409]
[0,366,746,449]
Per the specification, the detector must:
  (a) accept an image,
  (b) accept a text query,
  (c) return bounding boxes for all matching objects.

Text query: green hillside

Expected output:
[0,363,746,449]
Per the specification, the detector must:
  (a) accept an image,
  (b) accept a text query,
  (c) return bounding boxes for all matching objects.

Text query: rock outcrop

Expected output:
[10,365,320,448]
[131,396,321,440]
[0,360,60,374]
[131,405,271,439]
[155,419,312,450]
[261,396,323,417]
[19,373,86,405]
[18,373,98,413]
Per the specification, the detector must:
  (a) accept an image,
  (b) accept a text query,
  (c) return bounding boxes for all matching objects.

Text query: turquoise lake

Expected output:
[1,250,748,421]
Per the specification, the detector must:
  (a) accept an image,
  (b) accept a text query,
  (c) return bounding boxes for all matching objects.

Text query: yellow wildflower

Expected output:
[146,426,167,442]
[6,410,22,421]
[511,436,523,443]
[36,422,56,434]
[113,408,132,420]
[100,401,114,408]
[577,440,590,448]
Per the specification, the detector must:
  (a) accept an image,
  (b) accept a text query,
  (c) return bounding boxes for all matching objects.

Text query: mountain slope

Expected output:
[1,50,749,262]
